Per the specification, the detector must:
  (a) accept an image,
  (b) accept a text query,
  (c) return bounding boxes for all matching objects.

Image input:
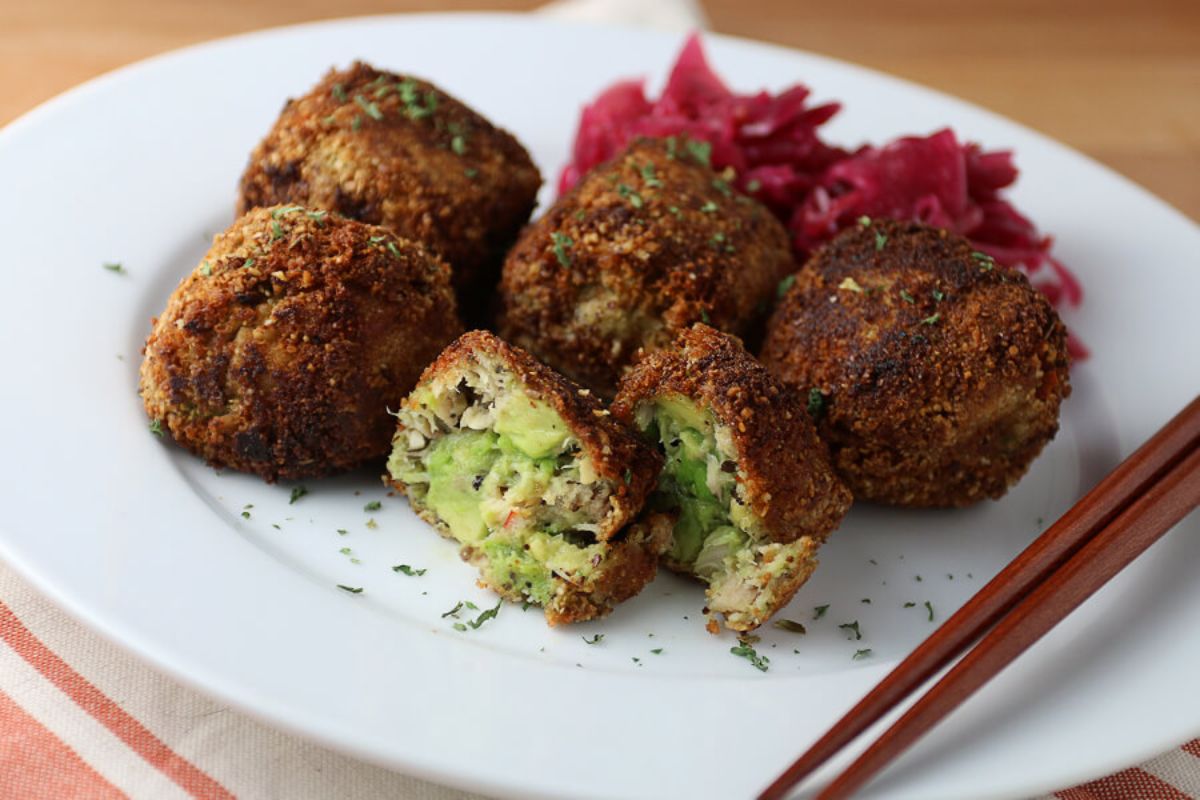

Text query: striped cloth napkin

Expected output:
[2,557,1198,798]
[1,2,1196,799]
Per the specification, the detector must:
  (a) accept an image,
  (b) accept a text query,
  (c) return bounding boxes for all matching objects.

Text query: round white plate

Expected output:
[0,14,1197,800]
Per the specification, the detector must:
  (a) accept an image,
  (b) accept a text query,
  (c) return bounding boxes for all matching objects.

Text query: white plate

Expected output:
[1,14,1197,800]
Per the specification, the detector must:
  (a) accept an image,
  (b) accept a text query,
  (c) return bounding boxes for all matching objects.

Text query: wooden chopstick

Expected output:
[817,440,1200,798]
[760,394,1200,800]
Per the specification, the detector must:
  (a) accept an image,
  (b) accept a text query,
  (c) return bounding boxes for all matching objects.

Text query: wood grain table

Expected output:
[2,0,1196,221]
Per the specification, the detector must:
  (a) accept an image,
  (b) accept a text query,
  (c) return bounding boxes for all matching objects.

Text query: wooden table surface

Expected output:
[2,0,1196,220]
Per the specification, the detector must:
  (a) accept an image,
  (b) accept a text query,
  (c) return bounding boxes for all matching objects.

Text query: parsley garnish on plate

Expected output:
[337,584,363,594]
[455,599,502,631]
[773,619,807,634]
[853,648,873,661]
[813,604,830,620]
[393,564,426,576]
[730,641,769,672]
[925,600,935,622]
[363,500,382,512]
[289,486,308,504]
[102,262,126,274]
[582,634,604,645]
[838,621,863,640]
[148,419,164,437]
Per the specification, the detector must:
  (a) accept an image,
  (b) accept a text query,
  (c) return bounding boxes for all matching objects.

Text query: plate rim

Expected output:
[0,12,1197,800]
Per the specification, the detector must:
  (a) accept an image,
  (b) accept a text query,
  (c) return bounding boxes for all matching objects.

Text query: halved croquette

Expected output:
[612,324,852,632]
[387,331,669,625]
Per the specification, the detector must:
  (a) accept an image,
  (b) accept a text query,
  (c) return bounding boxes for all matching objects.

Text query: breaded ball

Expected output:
[497,137,794,397]
[140,205,463,481]
[760,220,1071,507]
[612,324,851,631]
[387,331,669,625]
[238,62,541,316]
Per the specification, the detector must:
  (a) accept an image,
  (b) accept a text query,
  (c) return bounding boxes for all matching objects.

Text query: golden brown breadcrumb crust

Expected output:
[497,137,794,397]
[760,220,1071,507]
[612,324,852,545]
[237,62,541,318]
[140,205,462,481]
[391,330,665,541]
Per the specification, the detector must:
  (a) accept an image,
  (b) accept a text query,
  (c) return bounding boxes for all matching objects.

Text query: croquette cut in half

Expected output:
[387,331,671,625]
[140,205,463,482]
[238,62,541,317]
[611,324,852,632]
[498,136,795,397]
[760,219,1072,508]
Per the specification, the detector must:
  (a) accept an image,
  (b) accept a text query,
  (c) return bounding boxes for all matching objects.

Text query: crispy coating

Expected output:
[238,62,541,317]
[497,137,794,397]
[613,324,852,544]
[140,205,462,481]
[760,220,1071,507]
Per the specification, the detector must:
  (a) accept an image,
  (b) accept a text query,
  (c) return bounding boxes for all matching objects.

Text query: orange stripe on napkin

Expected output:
[0,602,232,800]
[1057,766,1192,799]
[0,688,124,800]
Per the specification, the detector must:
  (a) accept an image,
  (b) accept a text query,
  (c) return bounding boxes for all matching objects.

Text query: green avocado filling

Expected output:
[648,396,749,579]
[390,390,605,605]
[642,395,822,629]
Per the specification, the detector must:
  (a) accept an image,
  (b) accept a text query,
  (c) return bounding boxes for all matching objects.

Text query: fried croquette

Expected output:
[760,219,1071,507]
[238,62,541,316]
[612,324,852,632]
[140,205,463,482]
[497,136,794,397]
[387,331,670,625]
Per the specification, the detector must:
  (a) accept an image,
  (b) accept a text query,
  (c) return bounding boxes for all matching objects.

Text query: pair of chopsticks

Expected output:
[760,394,1200,800]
